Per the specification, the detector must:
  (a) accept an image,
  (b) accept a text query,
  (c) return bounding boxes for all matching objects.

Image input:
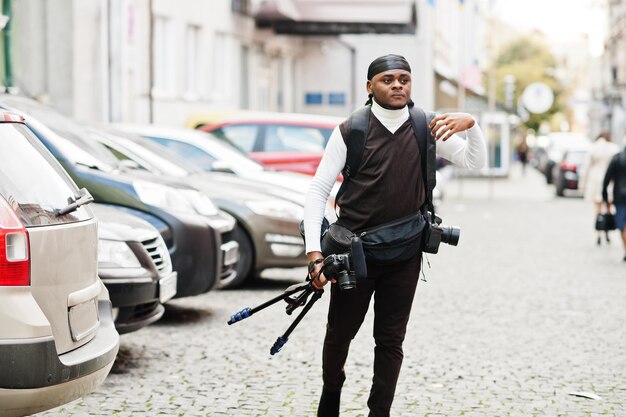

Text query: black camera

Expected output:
[318,235,367,291]
[422,214,460,254]
[322,253,356,290]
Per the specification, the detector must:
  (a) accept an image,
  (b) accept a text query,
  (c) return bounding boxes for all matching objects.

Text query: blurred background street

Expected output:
[40,164,626,417]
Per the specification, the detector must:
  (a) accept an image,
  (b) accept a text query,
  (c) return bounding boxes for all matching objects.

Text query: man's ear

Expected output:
[366,80,372,94]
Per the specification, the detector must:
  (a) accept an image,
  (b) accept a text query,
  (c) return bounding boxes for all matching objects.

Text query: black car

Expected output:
[0,94,236,298]
[94,204,177,333]
[552,147,589,197]
[537,132,591,184]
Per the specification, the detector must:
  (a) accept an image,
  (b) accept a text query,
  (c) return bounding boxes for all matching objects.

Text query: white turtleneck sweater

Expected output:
[304,99,487,254]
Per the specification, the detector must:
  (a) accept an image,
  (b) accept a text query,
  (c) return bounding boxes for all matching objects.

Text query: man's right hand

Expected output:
[308,252,334,290]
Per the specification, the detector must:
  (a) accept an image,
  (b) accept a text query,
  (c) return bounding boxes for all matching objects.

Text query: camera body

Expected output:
[422,215,461,254]
[322,253,356,290]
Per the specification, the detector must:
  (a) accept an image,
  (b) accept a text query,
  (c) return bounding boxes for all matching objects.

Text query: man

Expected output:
[303,54,486,417]
[602,143,626,261]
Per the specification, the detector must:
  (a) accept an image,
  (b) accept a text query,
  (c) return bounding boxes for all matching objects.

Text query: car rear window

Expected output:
[218,125,259,152]
[0,123,92,226]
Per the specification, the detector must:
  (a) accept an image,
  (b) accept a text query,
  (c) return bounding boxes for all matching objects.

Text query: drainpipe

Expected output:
[148,0,153,123]
[100,0,110,121]
[3,0,13,90]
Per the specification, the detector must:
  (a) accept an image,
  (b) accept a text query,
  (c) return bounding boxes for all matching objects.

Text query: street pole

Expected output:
[2,0,12,90]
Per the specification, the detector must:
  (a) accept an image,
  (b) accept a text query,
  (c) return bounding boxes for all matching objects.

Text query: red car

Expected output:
[189,111,343,176]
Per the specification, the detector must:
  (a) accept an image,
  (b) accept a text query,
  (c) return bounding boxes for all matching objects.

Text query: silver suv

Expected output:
[0,113,119,416]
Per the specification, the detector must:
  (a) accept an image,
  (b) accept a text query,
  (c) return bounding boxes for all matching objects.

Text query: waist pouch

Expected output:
[321,213,426,265]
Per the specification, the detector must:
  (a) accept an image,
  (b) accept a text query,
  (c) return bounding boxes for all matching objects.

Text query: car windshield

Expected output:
[0,96,120,170]
[0,123,91,225]
[89,128,196,178]
[147,132,266,175]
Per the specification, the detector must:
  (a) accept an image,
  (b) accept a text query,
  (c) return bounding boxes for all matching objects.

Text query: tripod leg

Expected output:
[227,282,311,325]
[270,289,324,355]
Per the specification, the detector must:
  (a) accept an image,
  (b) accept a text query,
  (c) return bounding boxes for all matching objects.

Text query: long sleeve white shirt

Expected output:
[304,100,487,254]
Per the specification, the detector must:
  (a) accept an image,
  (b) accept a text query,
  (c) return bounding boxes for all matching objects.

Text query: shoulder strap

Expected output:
[335,105,370,204]
[408,107,437,218]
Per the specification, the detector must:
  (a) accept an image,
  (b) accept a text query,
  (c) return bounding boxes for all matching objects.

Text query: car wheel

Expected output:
[220,223,255,289]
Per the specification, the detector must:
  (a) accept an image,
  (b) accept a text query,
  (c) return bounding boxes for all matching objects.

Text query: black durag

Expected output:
[367,54,411,80]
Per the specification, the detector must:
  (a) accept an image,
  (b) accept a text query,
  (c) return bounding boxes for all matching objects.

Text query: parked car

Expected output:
[188,110,343,176]
[114,124,340,215]
[0,112,119,416]
[536,132,591,184]
[90,127,308,288]
[0,94,237,298]
[552,146,590,197]
[94,204,176,333]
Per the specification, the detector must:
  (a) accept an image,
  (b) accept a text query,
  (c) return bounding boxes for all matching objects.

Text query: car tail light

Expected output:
[560,162,577,173]
[0,197,30,286]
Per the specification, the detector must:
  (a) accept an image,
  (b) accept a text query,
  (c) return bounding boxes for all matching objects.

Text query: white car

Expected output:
[0,112,119,416]
[114,124,339,223]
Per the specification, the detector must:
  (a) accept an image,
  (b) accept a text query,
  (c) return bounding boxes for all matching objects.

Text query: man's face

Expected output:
[367,69,412,110]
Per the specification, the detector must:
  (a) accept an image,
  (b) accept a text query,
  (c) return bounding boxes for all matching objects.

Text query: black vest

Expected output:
[336,112,426,232]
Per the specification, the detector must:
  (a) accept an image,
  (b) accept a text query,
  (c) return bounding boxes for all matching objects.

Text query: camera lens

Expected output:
[337,271,356,290]
[440,226,460,246]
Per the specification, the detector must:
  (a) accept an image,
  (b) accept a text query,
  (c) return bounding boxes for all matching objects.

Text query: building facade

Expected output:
[8,0,487,128]
[600,0,626,147]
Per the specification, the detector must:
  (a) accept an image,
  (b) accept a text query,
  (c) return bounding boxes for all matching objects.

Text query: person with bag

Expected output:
[580,131,619,245]
[303,54,486,417]
[601,143,626,261]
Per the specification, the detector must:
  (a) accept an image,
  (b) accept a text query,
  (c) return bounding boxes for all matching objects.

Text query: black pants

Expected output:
[321,254,421,417]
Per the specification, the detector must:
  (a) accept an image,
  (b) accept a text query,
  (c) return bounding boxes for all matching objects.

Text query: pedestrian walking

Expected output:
[580,131,620,245]
[602,142,626,261]
[517,134,529,174]
[303,54,486,417]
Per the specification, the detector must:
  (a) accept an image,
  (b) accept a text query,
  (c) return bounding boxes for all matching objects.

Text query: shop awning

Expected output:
[254,0,417,35]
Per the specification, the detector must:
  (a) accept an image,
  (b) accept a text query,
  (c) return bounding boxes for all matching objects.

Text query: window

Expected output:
[219,125,259,152]
[147,137,217,171]
[212,33,233,103]
[153,16,176,94]
[0,124,91,225]
[185,25,201,96]
[231,0,251,15]
[264,125,332,152]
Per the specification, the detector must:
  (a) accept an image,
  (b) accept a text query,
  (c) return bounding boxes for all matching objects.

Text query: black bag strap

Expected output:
[335,105,370,204]
[408,107,437,220]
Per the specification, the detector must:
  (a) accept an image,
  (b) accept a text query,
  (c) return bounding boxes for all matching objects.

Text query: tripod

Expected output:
[227,280,324,355]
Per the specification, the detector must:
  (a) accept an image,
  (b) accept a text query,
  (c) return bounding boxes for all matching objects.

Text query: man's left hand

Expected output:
[429,113,475,141]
